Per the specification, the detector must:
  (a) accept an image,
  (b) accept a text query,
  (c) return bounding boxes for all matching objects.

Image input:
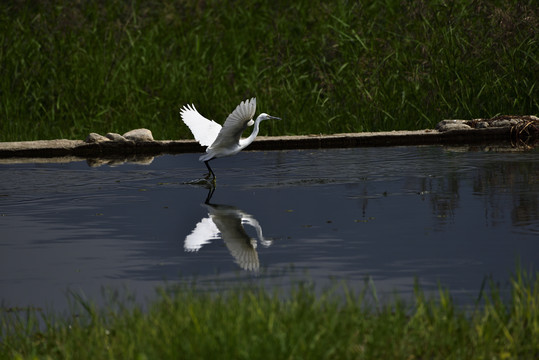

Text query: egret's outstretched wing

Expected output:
[184,216,220,252]
[214,214,259,271]
[180,104,222,147]
[208,98,256,150]
[206,203,260,271]
[223,234,259,271]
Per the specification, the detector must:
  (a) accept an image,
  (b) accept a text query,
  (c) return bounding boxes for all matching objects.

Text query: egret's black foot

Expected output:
[203,171,216,185]
[206,176,216,188]
[183,178,209,186]
[183,174,216,187]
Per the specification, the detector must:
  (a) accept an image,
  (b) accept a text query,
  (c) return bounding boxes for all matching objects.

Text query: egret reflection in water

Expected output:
[183,188,272,271]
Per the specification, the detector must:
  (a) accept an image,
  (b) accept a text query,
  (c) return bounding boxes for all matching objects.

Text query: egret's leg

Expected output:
[205,185,216,204]
[204,161,216,180]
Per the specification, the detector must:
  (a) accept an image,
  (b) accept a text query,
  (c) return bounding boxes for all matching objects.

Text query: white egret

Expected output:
[180,98,280,179]
[184,200,271,272]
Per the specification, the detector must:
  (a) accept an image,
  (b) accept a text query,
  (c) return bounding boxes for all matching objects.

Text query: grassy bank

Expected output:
[1,0,537,141]
[1,271,538,359]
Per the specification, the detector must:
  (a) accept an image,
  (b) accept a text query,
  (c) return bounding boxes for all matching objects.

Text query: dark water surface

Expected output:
[1,146,537,311]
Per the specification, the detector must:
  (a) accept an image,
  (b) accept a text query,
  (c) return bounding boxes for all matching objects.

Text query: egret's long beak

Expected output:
[270,116,282,120]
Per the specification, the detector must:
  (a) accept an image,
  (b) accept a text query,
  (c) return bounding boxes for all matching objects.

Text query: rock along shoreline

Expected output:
[0,116,537,161]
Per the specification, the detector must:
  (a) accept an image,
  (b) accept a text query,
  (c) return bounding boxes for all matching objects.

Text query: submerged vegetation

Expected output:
[0,0,538,141]
[1,270,538,359]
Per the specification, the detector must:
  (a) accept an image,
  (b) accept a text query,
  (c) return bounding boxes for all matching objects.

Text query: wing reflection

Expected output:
[184,187,272,271]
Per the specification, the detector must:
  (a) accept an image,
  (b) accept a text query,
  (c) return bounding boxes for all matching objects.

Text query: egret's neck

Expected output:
[238,117,262,150]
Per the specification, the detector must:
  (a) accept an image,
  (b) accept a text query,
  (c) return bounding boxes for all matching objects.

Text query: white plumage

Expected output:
[179,103,222,147]
[180,98,280,179]
[183,202,272,272]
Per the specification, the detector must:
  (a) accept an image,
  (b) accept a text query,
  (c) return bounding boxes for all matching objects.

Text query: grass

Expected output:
[0,0,538,141]
[1,270,538,359]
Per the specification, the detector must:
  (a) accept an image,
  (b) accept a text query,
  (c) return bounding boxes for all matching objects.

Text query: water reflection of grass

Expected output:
[2,270,537,358]
[1,1,537,141]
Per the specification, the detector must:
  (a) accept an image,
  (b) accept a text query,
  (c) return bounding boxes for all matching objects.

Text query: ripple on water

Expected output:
[0,145,538,311]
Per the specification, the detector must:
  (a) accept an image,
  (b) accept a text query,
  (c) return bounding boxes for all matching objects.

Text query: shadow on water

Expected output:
[0,145,537,312]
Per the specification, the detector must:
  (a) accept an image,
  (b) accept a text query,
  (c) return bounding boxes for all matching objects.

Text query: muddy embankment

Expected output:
[0,116,537,165]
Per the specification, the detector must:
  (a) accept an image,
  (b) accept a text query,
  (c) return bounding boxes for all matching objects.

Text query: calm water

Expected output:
[1,146,538,311]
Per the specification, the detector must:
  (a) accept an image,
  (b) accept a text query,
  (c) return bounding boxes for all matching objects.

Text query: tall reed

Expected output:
[1,0,537,141]
[1,270,537,359]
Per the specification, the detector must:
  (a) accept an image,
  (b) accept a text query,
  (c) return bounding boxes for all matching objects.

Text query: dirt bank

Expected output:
[0,116,536,161]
